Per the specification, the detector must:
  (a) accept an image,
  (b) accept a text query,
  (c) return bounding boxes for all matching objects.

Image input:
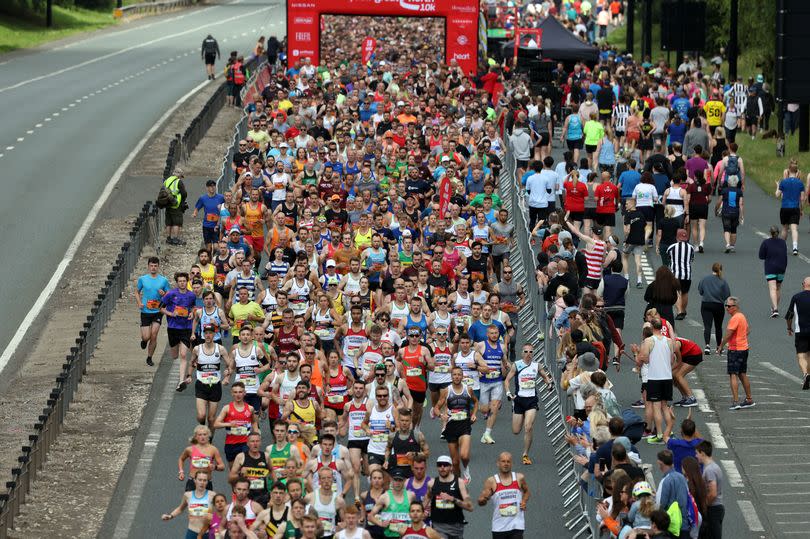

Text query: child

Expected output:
[625,481,655,531]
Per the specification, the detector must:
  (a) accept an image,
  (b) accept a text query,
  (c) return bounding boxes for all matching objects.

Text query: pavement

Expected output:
[0,0,284,373]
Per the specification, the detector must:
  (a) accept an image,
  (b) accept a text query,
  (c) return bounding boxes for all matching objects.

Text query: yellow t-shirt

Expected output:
[704,101,726,126]
[230,301,264,330]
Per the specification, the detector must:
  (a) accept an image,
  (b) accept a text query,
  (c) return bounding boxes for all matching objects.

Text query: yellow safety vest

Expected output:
[164,176,181,209]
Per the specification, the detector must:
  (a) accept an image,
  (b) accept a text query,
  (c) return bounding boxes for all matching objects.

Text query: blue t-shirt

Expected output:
[618,170,641,198]
[721,187,743,215]
[161,288,197,330]
[467,320,506,343]
[672,97,691,120]
[668,122,687,145]
[195,193,226,229]
[137,274,170,313]
[779,177,805,209]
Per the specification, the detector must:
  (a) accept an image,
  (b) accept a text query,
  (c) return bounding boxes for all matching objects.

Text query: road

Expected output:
[0,0,284,372]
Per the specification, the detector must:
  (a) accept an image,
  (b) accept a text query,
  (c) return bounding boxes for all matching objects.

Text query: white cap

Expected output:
[397,101,405,106]
[437,455,452,465]
[326,259,336,267]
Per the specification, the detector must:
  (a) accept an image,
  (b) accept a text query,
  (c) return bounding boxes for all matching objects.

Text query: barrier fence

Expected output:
[501,141,597,538]
[114,0,198,19]
[0,203,163,539]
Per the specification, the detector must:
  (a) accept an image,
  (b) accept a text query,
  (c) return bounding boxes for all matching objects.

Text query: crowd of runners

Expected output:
[134,1,810,538]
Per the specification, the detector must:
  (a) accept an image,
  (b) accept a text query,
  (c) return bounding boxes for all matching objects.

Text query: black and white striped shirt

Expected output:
[613,103,630,131]
[667,241,695,280]
[732,82,747,110]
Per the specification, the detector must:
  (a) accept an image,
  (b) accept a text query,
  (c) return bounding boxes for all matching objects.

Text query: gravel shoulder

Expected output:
[0,87,240,537]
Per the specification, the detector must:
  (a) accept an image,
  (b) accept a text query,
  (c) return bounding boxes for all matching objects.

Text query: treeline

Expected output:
[1,0,117,18]
[704,0,775,81]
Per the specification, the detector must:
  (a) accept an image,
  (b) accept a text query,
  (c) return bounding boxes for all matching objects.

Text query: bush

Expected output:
[0,0,47,18]
[74,0,115,9]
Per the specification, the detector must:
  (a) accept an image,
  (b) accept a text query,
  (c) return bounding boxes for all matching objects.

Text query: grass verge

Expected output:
[0,6,116,54]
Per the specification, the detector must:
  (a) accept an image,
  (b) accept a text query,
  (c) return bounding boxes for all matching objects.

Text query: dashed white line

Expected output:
[705,422,728,449]
[5,146,14,151]
[35,123,42,128]
[69,103,76,107]
[692,388,714,413]
[26,130,33,134]
[62,107,68,111]
[761,361,803,384]
[721,459,744,487]
[44,118,51,122]
[15,137,23,142]
[52,112,59,116]
[737,500,765,531]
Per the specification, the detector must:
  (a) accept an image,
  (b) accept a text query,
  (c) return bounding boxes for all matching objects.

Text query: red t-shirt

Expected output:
[564,180,588,212]
[595,182,619,214]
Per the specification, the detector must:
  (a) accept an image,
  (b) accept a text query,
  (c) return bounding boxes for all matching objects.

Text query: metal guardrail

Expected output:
[114,0,198,19]
[216,61,271,193]
[166,57,267,181]
[0,203,163,539]
[501,139,596,538]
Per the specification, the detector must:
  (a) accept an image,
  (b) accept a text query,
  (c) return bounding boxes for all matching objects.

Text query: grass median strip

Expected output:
[0,6,116,54]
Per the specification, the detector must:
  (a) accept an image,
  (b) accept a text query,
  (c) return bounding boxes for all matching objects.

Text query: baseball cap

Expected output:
[279,142,289,148]
[326,259,336,268]
[437,455,453,465]
[390,469,406,479]
[632,481,653,497]
[441,156,451,163]
[330,194,341,202]
[229,227,241,235]
[202,324,216,333]
[402,230,412,238]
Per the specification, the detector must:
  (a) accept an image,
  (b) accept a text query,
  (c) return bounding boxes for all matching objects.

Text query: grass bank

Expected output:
[0,6,116,54]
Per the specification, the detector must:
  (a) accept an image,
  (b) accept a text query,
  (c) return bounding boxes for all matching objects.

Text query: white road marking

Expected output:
[35,123,42,127]
[721,459,744,487]
[62,107,68,111]
[0,78,210,375]
[705,422,728,449]
[761,361,803,384]
[738,500,765,531]
[692,388,713,413]
[26,130,33,134]
[5,146,13,151]
[44,118,51,122]
[0,5,272,94]
[16,137,24,142]
[52,112,59,116]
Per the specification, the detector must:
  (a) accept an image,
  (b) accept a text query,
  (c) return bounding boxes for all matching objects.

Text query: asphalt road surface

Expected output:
[103,140,810,538]
[0,0,283,370]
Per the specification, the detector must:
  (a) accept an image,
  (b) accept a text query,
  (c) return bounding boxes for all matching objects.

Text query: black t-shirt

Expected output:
[787,290,810,334]
[427,273,451,297]
[659,217,680,246]
[324,208,348,229]
[624,210,646,246]
[233,151,254,169]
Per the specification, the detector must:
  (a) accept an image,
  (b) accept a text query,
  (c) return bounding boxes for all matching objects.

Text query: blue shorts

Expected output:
[727,349,749,375]
[224,442,247,462]
[202,226,219,245]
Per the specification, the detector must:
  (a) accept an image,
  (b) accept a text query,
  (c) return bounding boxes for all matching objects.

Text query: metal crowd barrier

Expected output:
[114,0,198,19]
[0,203,163,539]
[216,61,271,193]
[501,139,595,538]
[164,57,266,180]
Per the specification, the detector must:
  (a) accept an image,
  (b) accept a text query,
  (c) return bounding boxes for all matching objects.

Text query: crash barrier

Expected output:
[0,203,163,539]
[114,0,198,19]
[501,140,596,538]
[163,56,265,180]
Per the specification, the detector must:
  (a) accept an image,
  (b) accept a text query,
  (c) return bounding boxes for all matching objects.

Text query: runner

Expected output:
[427,454,473,539]
[190,324,231,430]
[504,344,551,465]
[477,325,509,445]
[229,432,271,507]
[303,466,346,538]
[635,317,676,443]
[401,501,443,539]
[398,327,431,429]
[232,326,269,414]
[304,433,353,497]
[161,272,197,391]
[385,408,429,480]
[362,385,398,476]
[177,426,224,491]
[201,34,220,80]
[367,469,416,538]
[161,469,215,537]
[251,481,289,538]
[135,256,170,367]
[477,452,530,539]
[226,478,264,529]
[281,380,322,445]
[213,382,259,465]
[786,276,810,389]
[432,366,477,481]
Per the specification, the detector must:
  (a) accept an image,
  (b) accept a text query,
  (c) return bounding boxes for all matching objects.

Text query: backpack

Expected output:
[725,154,740,176]
[621,408,645,444]
[232,62,246,85]
[156,185,173,209]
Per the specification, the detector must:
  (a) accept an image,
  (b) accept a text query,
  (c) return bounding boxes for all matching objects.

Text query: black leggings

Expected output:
[701,301,725,346]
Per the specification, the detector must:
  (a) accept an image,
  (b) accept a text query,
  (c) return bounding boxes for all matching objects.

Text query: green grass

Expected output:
[736,133,800,196]
[605,19,667,65]
[0,6,116,54]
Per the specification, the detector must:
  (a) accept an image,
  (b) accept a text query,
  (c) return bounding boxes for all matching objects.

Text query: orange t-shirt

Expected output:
[727,312,749,350]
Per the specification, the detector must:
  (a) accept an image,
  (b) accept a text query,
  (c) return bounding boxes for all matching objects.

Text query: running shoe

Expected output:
[739,399,756,409]
[729,245,736,253]
[463,465,471,483]
[176,380,188,392]
[636,281,644,289]
[146,356,154,367]
[729,401,741,410]
[140,339,147,350]
[646,435,665,445]
[429,408,436,420]
[673,398,686,407]
[704,345,711,354]
[803,373,810,390]
[631,399,645,409]
[698,244,704,253]
[681,396,698,407]
[642,430,656,439]
[771,309,780,319]
[793,248,799,256]
[675,312,686,321]
[522,454,533,465]
[724,244,731,253]
[480,432,495,444]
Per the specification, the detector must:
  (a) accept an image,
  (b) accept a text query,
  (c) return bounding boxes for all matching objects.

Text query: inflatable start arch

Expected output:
[287,0,480,74]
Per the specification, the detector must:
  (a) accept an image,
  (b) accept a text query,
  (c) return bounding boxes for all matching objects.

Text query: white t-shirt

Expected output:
[632,183,658,207]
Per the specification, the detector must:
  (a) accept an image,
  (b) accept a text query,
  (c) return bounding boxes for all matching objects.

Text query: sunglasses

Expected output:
[437,462,452,467]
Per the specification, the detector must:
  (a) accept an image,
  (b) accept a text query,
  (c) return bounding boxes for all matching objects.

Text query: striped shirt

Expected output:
[732,82,747,110]
[667,241,695,280]
[584,240,607,280]
[613,104,630,131]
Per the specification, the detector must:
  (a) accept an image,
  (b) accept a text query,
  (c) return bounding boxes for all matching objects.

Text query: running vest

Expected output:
[491,472,525,532]
[515,360,539,398]
[404,312,428,339]
[242,451,270,499]
[199,307,224,341]
[224,402,253,445]
[402,346,427,392]
[454,349,480,390]
[234,343,261,393]
[313,491,339,537]
[195,342,222,385]
[341,326,368,369]
[325,367,349,409]
[388,429,420,471]
[227,500,257,528]
[264,506,289,538]
[313,308,336,342]
[498,280,520,313]
[428,343,452,385]
[276,326,299,356]
[401,527,430,538]
[481,340,504,383]
[279,370,301,403]
[431,476,464,525]
[367,405,395,455]
[453,291,472,328]
[390,301,409,327]
[343,272,362,294]
[291,399,317,430]
[347,399,370,441]
[190,444,213,472]
[313,457,342,493]
[188,490,211,518]
[235,271,257,300]
[260,291,278,315]
[359,342,383,376]
[288,278,311,316]
[382,489,412,537]
[244,201,265,238]
[446,384,473,422]
[269,442,292,479]
[432,311,453,333]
